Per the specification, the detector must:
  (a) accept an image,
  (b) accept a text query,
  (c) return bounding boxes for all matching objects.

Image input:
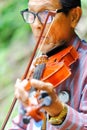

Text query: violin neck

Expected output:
[29,63,46,94]
[33,63,46,79]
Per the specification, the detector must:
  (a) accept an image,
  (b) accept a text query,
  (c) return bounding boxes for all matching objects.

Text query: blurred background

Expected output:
[0,0,87,129]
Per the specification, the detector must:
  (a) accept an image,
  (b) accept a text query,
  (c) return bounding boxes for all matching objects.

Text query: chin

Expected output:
[38,44,47,53]
[39,42,55,54]
[40,49,47,54]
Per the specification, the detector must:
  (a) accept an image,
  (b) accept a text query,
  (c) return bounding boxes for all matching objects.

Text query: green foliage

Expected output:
[0,0,31,48]
[82,0,87,7]
[81,0,87,15]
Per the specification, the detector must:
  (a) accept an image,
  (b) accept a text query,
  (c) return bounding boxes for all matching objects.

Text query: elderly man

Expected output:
[10,0,87,129]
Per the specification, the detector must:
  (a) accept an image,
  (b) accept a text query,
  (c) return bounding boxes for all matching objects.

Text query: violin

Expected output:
[23,45,79,124]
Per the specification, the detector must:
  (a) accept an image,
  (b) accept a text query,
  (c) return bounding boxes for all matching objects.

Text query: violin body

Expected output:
[42,45,78,87]
[42,61,71,87]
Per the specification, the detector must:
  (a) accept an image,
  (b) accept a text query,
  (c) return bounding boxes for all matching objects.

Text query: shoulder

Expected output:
[78,39,87,71]
[78,39,87,57]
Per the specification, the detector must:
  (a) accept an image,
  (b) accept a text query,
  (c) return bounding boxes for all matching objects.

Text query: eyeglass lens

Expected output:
[23,10,53,24]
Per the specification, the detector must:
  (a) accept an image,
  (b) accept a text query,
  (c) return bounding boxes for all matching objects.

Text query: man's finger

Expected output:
[30,79,53,92]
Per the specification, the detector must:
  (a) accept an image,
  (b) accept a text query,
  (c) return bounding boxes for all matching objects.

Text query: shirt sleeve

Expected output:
[8,114,27,130]
[55,84,87,130]
[8,103,28,130]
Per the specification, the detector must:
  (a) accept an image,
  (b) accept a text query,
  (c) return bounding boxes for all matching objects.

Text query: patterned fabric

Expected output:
[9,35,87,130]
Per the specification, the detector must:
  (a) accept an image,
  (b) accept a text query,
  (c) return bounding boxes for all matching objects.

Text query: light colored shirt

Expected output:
[9,35,87,130]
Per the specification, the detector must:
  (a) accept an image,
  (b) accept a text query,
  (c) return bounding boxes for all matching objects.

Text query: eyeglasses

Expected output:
[21,8,64,24]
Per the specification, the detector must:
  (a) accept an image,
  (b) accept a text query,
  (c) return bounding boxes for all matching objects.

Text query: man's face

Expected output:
[28,0,74,53]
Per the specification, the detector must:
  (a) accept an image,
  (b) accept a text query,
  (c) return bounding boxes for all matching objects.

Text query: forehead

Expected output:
[28,0,62,11]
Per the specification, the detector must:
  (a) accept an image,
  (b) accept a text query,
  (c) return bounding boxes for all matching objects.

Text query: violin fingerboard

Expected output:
[33,63,46,80]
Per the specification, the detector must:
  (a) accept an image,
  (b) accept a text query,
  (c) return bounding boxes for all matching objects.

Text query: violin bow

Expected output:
[1,10,57,130]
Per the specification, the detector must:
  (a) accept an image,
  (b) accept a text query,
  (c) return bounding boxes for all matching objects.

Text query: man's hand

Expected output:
[15,79,29,106]
[30,79,64,117]
[15,78,63,116]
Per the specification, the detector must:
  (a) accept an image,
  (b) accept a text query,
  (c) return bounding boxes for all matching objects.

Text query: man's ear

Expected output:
[70,7,82,28]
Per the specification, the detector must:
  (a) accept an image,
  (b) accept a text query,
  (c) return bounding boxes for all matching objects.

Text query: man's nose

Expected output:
[33,16,43,29]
